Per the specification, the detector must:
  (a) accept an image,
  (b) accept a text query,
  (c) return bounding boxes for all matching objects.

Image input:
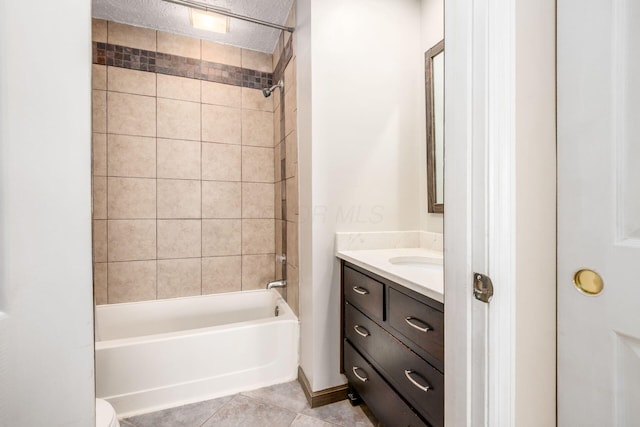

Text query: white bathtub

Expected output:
[95,289,299,418]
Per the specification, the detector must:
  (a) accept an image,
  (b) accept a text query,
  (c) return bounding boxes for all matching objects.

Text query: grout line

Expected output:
[197,394,239,427]
[200,75,203,297]
[154,30,159,301]
[240,61,244,293]
[104,51,110,304]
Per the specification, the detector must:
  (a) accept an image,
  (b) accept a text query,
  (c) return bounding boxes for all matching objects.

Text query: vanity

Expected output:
[337,245,444,427]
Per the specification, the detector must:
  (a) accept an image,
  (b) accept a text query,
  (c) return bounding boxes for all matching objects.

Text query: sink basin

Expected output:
[388,255,442,267]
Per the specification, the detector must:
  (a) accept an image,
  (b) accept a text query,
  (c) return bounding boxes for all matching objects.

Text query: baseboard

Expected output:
[297,366,348,408]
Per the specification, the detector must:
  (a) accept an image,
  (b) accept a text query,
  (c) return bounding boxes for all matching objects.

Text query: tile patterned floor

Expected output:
[121,381,377,427]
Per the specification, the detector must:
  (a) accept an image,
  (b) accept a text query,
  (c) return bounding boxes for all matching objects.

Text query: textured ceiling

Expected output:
[93,0,294,53]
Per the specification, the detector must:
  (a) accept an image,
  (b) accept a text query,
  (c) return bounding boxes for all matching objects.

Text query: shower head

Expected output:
[262,80,284,98]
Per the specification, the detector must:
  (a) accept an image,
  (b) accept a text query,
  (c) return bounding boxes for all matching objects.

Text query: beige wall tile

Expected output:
[92,19,107,43]
[157,31,200,59]
[274,256,283,281]
[274,104,282,145]
[242,219,275,254]
[93,90,107,133]
[108,22,156,51]
[157,74,200,102]
[108,177,156,219]
[202,41,241,67]
[93,220,107,263]
[202,181,241,218]
[202,256,242,294]
[242,254,275,291]
[286,175,299,220]
[92,65,107,90]
[242,146,274,183]
[157,258,201,299]
[94,263,108,305]
[202,219,241,256]
[202,81,241,108]
[286,263,299,316]
[107,92,156,137]
[242,183,274,218]
[242,88,273,112]
[284,87,297,137]
[275,219,283,255]
[242,109,274,147]
[93,133,107,176]
[275,179,282,220]
[284,58,296,94]
[108,260,157,303]
[157,138,201,180]
[202,104,241,144]
[108,220,156,261]
[285,132,298,179]
[242,49,273,73]
[287,221,298,267]
[157,98,201,141]
[107,134,156,178]
[272,35,283,70]
[108,67,156,96]
[202,142,241,181]
[157,219,202,259]
[273,88,281,113]
[274,145,282,184]
[157,179,201,219]
[93,177,107,219]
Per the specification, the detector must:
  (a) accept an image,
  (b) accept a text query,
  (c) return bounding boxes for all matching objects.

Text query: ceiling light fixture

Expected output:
[189,8,229,33]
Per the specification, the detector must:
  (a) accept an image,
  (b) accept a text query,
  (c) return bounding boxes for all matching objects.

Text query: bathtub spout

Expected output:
[267,280,286,289]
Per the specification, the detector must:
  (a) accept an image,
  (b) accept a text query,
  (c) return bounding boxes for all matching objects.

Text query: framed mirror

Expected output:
[426,40,444,213]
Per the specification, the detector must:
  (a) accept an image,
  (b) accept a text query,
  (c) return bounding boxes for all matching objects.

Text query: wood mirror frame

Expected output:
[426,39,444,214]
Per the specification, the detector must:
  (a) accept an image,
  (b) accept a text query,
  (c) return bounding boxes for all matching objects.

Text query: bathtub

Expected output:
[95,289,299,418]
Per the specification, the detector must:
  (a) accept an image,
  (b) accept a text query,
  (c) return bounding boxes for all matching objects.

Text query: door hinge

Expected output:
[473,273,493,303]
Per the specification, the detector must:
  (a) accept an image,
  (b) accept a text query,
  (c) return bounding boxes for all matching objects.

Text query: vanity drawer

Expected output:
[346,302,443,427]
[344,302,386,360]
[343,266,384,320]
[381,337,444,427]
[388,287,444,365]
[344,342,429,427]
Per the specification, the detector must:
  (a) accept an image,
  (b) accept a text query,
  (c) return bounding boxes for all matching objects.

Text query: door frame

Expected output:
[444,0,557,425]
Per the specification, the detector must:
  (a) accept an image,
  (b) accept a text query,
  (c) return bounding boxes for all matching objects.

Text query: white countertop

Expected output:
[336,247,444,303]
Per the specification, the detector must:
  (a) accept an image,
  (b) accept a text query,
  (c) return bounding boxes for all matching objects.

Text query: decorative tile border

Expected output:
[93,42,273,89]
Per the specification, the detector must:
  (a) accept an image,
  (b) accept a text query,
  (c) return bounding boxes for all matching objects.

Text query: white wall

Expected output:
[420,0,445,233]
[514,0,556,424]
[297,0,423,391]
[0,0,95,425]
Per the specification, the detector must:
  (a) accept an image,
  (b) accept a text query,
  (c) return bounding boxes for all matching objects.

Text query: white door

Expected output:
[558,0,640,425]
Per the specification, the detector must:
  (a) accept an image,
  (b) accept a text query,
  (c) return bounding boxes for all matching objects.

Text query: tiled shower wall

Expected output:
[91,19,278,304]
[273,6,299,315]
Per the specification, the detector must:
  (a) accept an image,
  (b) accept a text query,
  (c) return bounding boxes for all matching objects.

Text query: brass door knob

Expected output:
[573,269,604,295]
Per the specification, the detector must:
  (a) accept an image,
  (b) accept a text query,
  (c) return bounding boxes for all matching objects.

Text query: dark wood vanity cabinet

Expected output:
[340,261,444,427]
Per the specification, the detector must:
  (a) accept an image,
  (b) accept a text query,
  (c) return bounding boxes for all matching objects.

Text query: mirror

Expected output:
[426,40,444,213]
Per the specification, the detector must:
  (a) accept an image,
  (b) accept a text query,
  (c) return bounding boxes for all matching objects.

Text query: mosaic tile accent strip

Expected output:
[93,42,273,89]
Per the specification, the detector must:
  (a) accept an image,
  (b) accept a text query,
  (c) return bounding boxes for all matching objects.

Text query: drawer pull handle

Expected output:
[352,366,369,383]
[353,325,370,337]
[352,286,369,295]
[404,370,431,392]
[405,316,432,332]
